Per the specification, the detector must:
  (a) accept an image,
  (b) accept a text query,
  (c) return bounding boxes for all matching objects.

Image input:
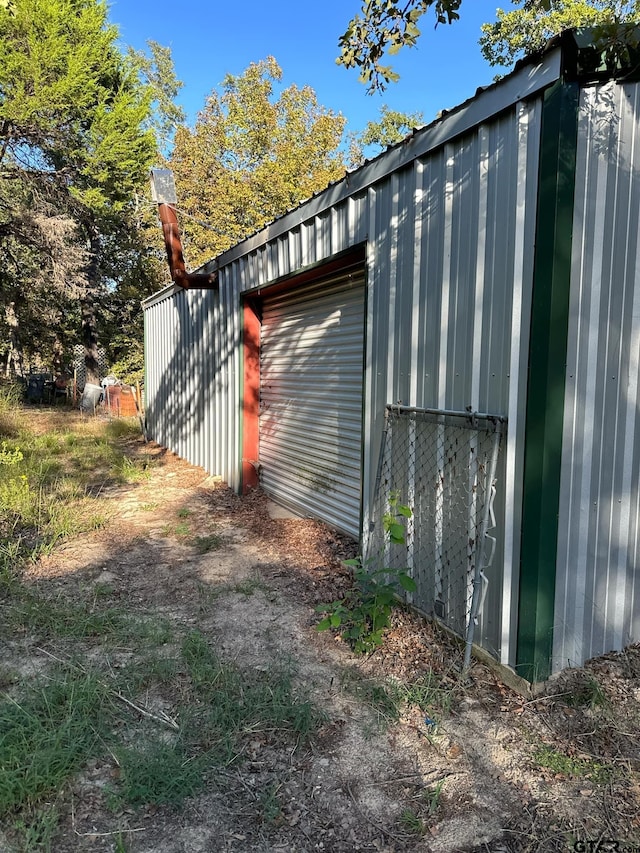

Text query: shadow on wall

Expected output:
[145,285,238,479]
[145,272,364,512]
[551,80,640,672]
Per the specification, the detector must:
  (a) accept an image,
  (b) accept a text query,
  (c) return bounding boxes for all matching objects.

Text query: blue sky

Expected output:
[109,1,505,138]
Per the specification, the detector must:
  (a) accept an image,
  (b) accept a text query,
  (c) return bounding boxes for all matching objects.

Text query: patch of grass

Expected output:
[139,501,158,512]
[399,807,426,836]
[6,594,130,640]
[533,745,612,783]
[422,778,445,815]
[91,582,114,599]
[193,533,222,554]
[338,668,457,735]
[196,581,227,606]
[181,631,323,760]
[113,455,151,484]
[104,419,142,440]
[259,783,283,824]
[0,538,24,597]
[399,671,457,720]
[161,522,192,538]
[0,417,127,575]
[114,739,210,808]
[233,576,269,596]
[0,621,323,840]
[0,664,18,689]
[339,668,402,727]
[114,833,128,853]
[3,589,172,646]
[564,675,609,710]
[11,803,59,852]
[177,508,191,518]
[0,671,112,814]
[125,654,181,691]
[0,382,24,436]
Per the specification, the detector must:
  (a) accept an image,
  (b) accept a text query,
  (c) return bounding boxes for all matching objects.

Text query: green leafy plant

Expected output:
[316,492,416,653]
[0,440,23,466]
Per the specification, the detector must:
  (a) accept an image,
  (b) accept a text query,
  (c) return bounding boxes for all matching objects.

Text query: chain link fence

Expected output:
[365,405,506,666]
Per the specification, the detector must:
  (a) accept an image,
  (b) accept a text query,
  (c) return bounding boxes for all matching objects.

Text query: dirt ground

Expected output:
[4,420,640,852]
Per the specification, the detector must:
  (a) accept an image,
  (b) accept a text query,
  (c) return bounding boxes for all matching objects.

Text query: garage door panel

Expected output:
[260,271,365,538]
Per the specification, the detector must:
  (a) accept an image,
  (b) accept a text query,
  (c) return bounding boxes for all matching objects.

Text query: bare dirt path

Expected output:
[8,433,640,853]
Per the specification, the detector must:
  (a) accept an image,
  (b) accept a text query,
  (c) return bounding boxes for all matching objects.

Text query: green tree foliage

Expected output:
[349,104,424,166]
[129,40,186,157]
[480,0,640,67]
[0,0,168,381]
[338,0,464,92]
[170,57,347,268]
[339,0,639,91]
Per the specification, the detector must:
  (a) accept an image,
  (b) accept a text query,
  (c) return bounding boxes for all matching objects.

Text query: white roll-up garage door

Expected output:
[260,270,366,538]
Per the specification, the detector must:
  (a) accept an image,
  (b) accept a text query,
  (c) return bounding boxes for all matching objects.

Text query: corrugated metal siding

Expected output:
[143,285,240,484]
[260,273,365,537]
[554,81,640,671]
[363,101,542,665]
[144,93,544,667]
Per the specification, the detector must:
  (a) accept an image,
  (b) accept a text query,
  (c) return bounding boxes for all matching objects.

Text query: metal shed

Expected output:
[143,29,640,682]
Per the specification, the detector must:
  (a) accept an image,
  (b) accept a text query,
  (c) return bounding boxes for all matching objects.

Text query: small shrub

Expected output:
[316,492,416,653]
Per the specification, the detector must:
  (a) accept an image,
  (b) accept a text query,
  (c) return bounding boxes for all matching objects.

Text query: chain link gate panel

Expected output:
[365,406,506,666]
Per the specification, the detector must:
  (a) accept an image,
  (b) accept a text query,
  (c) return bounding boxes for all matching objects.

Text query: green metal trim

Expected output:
[516,79,580,682]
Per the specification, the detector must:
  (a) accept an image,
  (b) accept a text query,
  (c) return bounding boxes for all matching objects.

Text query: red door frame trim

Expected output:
[240,244,367,495]
[242,300,261,493]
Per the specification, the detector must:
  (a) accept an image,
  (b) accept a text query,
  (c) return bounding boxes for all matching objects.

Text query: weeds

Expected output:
[423,779,445,815]
[260,783,283,824]
[1,588,172,646]
[193,533,222,553]
[1,626,325,840]
[182,631,323,758]
[399,671,457,720]
[533,745,612,783]
[339,668,402,726]
[564,675,609,710]
[233,575,269,596]
[0,671,112,814]
[399,807,426,836]
[12,803,59,852]
[0,410,144,579]
[114,740,210,807]
[113,455,151,483]
[316,492,416,653]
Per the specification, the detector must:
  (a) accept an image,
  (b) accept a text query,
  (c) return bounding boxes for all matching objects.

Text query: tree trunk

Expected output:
[81,218,101,386]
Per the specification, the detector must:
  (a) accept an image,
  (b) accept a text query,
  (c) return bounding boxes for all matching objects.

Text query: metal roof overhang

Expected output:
[199,45,562,275]
[142,281,184,310]
[143,41,563,311]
